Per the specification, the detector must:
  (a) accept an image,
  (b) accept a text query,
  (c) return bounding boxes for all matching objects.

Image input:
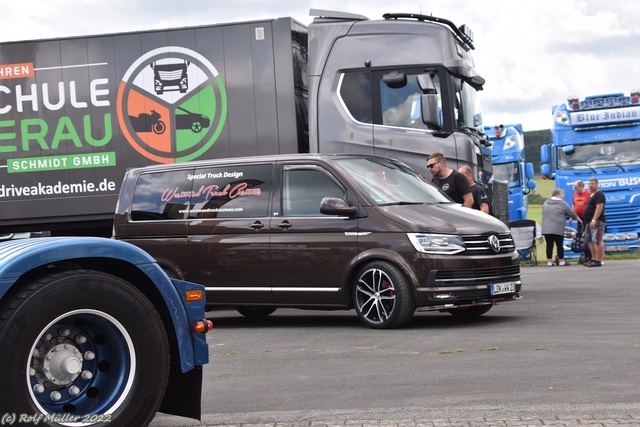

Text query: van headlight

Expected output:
[407,233,466,254]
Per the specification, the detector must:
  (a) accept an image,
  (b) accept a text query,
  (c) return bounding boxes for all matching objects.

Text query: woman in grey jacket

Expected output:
[542,188,582,266]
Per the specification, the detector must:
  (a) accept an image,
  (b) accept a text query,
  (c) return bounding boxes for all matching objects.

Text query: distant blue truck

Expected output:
[0,236,212,426]
[541,91,640,257]
[485,124,536,221]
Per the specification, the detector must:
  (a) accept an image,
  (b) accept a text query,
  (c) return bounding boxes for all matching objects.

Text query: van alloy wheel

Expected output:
[353,261,414,329]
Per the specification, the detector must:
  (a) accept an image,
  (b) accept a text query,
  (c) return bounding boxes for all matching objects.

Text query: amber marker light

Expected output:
[194,319,213,333]
[185,289,203,302]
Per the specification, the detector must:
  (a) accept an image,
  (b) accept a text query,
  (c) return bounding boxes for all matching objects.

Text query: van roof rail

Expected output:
[309,9,369,21]
[383,13,475,50]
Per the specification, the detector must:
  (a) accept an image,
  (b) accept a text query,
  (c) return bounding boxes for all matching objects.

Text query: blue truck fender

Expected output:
[0,236,211,424]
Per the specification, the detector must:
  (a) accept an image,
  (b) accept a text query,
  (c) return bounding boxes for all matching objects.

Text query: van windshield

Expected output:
[334,157,452,206]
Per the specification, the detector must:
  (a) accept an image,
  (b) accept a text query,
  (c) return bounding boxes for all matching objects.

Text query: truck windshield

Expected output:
[493,162,521,189]
[557,139,640,170]
[334,157,451,206]
[452,76,483,132]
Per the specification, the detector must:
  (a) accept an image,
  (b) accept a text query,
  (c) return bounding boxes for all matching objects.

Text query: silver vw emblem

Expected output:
[488,235,500,253]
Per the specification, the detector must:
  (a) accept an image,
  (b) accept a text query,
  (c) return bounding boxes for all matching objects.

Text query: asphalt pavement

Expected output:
[151,259,640,427]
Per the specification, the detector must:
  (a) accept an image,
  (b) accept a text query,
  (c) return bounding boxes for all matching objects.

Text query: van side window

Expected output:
[188,164,272,218]
[282,168,346,216]
[131,170,193,221]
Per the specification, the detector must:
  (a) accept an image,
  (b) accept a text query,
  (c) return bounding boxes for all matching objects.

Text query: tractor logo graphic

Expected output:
[117,47,227,164]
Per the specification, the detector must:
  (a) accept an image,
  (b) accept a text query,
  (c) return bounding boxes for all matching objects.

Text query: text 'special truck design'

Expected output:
[485,124,536,221]
[540,91,640,256]
[0,237,212,426]
[0,9,506,237]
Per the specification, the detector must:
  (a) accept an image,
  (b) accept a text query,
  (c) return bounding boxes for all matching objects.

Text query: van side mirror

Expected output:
[320,197,357,217]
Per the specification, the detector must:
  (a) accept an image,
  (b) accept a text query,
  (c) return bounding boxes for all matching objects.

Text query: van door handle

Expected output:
[276,220,292,230]
[249,221,265,231]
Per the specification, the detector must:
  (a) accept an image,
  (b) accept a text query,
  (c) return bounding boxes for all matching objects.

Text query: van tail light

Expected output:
[194,319,213,333]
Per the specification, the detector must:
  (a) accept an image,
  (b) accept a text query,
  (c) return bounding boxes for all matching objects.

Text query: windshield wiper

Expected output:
[377,201,424,206]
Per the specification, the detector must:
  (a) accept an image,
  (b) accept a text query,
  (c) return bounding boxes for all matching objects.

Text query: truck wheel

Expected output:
[0,270,170,426]
[353,261,414,329]
[447,304,493,318]
[236,307,277,318]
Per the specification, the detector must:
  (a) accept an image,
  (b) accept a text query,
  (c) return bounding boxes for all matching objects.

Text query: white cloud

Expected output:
[1,0,639,131]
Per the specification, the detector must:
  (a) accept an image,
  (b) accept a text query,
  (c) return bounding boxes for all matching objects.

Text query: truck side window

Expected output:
[282,168,346,216]
[131,170,192,221]
[379,72,441,130]
[188,164,272,218]
[339,72,373,124]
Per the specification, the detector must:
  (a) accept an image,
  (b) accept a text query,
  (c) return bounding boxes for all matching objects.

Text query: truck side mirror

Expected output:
[525,162,535,179]
[320,197,357,217]
[416,73,440,128]
[420,94,440,128]
[382,71,407,89]
[540,144,551,163]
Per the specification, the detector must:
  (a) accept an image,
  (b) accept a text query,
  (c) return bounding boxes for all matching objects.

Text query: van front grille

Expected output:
[462,233,515,255]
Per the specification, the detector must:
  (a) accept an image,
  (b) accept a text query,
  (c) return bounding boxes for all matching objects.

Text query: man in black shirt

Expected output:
[427,152,472,207]
[582,177,606,267]
[458,165,489,213]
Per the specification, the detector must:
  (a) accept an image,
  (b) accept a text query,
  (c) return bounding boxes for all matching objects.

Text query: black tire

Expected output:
[353,261,414,329]
[447,304,493,318]
[235,307,277,318]
[0,270,170,427]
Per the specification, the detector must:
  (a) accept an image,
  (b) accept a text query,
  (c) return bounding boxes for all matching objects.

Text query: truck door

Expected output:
[186,163,273,304]
[270,163,358,306]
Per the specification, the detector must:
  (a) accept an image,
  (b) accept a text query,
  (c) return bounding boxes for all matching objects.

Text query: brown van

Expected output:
[113,154,521,329]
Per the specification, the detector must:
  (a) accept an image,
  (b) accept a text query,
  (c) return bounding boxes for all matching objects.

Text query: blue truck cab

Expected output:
[485,124,536,221]
[0,237,212,426]
[541,91,640,257]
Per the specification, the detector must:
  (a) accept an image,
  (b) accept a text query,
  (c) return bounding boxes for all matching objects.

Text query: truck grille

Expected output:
[431,265,521,286]
[462,233,515,255]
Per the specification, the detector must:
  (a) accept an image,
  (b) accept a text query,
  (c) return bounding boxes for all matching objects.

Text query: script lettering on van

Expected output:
[162,183,261,202]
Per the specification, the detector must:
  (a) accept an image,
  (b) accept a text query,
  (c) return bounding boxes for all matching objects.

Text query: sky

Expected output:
[1,0,639,132]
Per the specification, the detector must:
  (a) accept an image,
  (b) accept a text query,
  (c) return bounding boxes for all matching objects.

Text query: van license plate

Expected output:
[491,283,516,295]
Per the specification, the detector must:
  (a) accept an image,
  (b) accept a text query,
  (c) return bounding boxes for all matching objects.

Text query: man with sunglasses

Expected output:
[427,152,473,208]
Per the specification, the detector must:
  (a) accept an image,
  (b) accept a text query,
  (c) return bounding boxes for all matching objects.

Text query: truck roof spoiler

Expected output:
[309,9,369,21]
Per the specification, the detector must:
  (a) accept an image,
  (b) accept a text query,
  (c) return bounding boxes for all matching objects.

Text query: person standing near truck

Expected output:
[428,153,473,207]
[542,188,581,266]
[458,165,489,213]
[571,179,591,262]
[583,177,606,267]
[572,180,590,222]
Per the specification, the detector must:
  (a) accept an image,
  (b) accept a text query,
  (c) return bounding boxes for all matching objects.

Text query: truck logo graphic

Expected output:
[117,47,227,164]
[151,59,190,95]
